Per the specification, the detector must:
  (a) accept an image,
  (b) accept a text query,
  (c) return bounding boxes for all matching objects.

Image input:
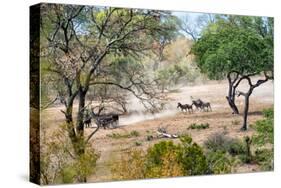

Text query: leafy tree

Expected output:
[192,15,273,130]
[40,4,177,182]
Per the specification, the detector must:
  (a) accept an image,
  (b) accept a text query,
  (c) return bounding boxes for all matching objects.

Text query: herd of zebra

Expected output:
[83,98,212,129]
[177,99,212,113]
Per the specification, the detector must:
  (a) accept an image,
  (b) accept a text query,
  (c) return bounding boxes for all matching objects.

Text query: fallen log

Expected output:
[157,131,179,139]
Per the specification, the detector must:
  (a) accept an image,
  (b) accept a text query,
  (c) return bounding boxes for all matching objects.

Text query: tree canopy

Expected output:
[191,16,273,79]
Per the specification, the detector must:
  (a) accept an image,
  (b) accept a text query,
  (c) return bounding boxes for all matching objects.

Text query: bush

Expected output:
[263,108,274,119]
[178,136,209,175]
[146,141,179,167]
[188,123,209,130]
[254,148,274,171]
[112,135,210,179]
[40,125,99,184]
[204,133,228,152]
[58,146,99,183]
[206,151,235,174]
[130,130,140,137]
[204,133,246,156]
[107,130,140,139]
[250,108,274,170]
[111,149,146,180]
[252,108,273,146]
[145,149,184,178]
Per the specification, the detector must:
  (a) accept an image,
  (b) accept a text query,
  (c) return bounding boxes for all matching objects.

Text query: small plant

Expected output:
[107,130,140,139]
[242,136,252,164]
[130,130,140,137]
[146,135,153,141]
[188,123,209,130]
[135,141,142,146]
[231,119,240,125]
[254,148,274,170]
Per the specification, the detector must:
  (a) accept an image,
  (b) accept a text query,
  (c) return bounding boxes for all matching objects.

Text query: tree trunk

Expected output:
[76,90,86,137]
[241,94,250,131]
[226,81,239,114]
[76,89,88,182]
[63,94,87,183]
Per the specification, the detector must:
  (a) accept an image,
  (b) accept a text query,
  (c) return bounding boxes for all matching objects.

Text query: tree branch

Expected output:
[86,126,100,144]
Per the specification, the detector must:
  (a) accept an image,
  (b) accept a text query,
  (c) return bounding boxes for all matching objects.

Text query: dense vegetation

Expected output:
[111,108,274,180]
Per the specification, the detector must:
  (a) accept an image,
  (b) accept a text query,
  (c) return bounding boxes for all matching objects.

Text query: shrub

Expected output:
[250,108,274,170]
[254,148,274,171]
[135,141,142,146]
[107,130,140,139]
[146,135,153,141]
[226,139,246,156]
[146,141,179,167]
[252,108,273,146]
[40,125,99,184]
[204,133,246,156]
[204,133,228,152]
[112,135,209,179]
[178,136,209,175]
[231,119,240,125]
[145,136,209,176]
[188,123,210,130]
[145,150,184,178]
[130,130,140,137]
[206,151,235,174]
[263,108,274,119]
[111,149,146,180]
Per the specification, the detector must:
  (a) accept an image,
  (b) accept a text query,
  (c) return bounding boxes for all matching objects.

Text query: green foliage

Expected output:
[135,141,142,146]
[262,108,274,119]
[254,148,274,171]
[177,136,209,175]
[156,63,191,91]
[106,130,140,139]
[40,125,99,184]
[146,135,208,176]
[130,130,140,137]
[192,16,273,79]
[250,108,274,170]
[58,146,99,184]
[112,135,211,180]
[206,151,235,174]
[146,141,179,167]
[188,123,209,130]
[111,149,146,180]
[252,108,274,146]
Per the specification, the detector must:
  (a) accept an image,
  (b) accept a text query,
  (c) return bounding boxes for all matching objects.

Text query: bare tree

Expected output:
[180,13,215,41]
[236,72,273,130]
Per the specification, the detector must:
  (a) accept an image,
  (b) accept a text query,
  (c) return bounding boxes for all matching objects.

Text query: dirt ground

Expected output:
[41,78,273,182]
